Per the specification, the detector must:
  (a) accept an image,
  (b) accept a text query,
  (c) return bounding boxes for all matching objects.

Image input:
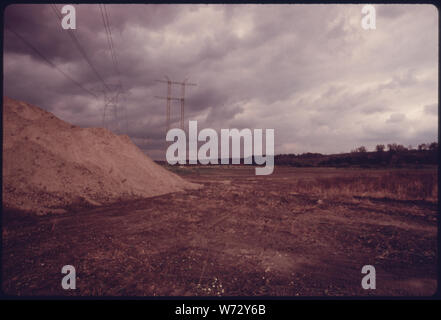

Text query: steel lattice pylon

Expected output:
[102,85,129,135]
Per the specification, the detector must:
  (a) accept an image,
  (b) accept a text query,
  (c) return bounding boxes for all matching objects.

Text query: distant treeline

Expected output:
[275,142,438,168]
[155,142,438,168]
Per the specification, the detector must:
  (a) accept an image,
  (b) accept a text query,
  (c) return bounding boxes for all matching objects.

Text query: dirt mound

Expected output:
[2,97,199,214]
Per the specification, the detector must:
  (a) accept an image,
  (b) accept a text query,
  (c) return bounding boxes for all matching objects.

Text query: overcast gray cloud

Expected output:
[3,4,438,159]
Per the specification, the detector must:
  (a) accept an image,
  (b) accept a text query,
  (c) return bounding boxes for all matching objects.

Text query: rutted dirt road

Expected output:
[2,167,437,296]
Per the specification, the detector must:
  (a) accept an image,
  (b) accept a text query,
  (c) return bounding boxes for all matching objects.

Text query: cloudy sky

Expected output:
[3,4,438,159]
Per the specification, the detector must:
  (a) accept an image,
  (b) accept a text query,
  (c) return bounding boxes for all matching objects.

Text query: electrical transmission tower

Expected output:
[155,76,197,135]
[48,3,128,135]
[102,84,129,135]
[98,4,128,135]
[8,4,128,137]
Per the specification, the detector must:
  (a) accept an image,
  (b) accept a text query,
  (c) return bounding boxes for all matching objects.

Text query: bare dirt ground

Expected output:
[2,167,438,296]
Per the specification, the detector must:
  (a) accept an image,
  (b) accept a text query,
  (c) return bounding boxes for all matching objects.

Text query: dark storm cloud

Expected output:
[424,103,438,115]
[386,113,406,123]
[3,4,438,158]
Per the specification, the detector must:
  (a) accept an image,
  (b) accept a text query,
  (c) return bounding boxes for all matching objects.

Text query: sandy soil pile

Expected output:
[2,97,199,214]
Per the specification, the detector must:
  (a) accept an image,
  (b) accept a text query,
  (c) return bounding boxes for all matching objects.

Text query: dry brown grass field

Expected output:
[2,166,438,296]
[292,169,437,201]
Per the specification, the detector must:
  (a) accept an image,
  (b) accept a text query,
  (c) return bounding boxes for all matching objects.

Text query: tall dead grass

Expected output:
[293,171,438,201]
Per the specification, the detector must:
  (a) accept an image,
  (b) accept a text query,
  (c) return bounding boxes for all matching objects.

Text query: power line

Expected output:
[5,23,98,98]
[99,5,116,74]
[49,3,111,93]
[99,4,120,83]
[104,4,122,84]
[99,5,112,52]
[97,4,128,134]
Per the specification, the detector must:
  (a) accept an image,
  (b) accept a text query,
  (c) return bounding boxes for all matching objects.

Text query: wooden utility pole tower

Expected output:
[155,76,196,134]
